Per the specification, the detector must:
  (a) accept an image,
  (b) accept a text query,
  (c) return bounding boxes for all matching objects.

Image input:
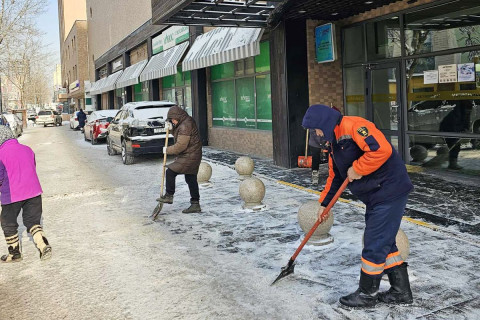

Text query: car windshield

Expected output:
[38,111,52,115]
[133,105,174,120]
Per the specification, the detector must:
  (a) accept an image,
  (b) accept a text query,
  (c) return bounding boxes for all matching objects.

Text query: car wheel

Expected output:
[43,124,46,127]
[121,140,134,165]
[59,121,63,126]
[107,137,117,156]
[91,131,97,145]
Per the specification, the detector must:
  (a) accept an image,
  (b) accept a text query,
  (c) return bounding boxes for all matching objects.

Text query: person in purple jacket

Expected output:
[0,126,52,262]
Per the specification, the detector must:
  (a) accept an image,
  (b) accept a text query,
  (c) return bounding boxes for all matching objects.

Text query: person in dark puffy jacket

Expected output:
[157,106,203,213]
[0,125,52,262]
[76,109,87,131]
[302,105,413,308]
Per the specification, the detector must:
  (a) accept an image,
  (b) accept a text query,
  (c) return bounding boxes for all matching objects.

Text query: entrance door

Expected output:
[365,62,403,156]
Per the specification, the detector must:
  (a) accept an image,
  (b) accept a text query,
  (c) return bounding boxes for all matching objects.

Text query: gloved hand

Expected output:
[163,147,167,154]
[317,206,326,221]
[347,166,362,182]
[165,121,173,131]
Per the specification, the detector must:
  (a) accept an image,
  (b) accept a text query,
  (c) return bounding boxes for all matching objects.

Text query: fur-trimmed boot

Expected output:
[30,225,52,260]
[378,262,413,304]
[1,233,22,263]
[339,271,381,308]
[182,200,202,214]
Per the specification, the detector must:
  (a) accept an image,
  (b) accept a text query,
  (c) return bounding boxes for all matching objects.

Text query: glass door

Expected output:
[366,62,404,155]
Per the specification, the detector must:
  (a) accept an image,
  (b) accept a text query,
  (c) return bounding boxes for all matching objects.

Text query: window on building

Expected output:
[162,67,192,115]
[134,81,149,102]
[211,41,272,130]
[366,16,401,61]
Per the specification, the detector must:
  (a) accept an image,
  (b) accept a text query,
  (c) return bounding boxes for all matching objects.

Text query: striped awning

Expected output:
[116,60,148,89]
[182,27,263,72]
[89,77,107,95]
[139,41,189,82]
[100,70,123,93]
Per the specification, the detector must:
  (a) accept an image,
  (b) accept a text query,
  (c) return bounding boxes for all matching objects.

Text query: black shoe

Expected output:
[157,194,174,204]
[1,245,22,263]
[447,159,463,170]
[182,201,201,214]
[378,262,413,305]
[339,272,381,308]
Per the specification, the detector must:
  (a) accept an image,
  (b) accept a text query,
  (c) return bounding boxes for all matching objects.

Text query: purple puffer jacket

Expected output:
[0,139,43,205]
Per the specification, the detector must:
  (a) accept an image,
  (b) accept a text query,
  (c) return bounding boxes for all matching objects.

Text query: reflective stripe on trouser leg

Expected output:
[385,251,403,270]
[362,194,409,277]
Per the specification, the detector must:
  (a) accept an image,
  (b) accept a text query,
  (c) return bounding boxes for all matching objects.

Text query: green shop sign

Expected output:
[152,26,189,55]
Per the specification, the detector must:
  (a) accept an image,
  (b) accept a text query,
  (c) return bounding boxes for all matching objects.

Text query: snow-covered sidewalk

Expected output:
[0,125,478,320]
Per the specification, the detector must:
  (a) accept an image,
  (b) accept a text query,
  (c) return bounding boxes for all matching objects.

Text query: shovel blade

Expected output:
[151,202,164,221]
[271,258,296,285]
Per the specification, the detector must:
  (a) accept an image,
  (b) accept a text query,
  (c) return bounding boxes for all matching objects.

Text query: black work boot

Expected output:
[448,158,463,170]
[157,193,174,204]
[182,200,202,214]
[339,271,381,308]
[378,262,413,305]
[1,233,22,263]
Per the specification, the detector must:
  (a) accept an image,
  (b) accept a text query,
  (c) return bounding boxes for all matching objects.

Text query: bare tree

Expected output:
[0,0,46,47]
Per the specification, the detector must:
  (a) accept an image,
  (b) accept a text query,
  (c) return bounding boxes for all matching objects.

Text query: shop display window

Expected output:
[162,67,192,115]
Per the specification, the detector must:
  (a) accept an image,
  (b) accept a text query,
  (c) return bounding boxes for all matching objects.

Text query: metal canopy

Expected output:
[116,60,148,89]
[140,42,190,82]
[89,78,107,95]
[182,27,263,71]
[152,0,282,28]
[100,71,123,94]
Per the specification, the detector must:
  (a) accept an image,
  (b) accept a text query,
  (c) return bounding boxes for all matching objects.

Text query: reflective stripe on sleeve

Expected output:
[384,251,404,270]
[361,257,385,275]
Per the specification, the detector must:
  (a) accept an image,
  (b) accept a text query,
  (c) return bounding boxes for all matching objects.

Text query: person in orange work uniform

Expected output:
[302,104,414,308]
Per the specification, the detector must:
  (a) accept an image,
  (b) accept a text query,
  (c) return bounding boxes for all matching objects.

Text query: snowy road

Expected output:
[1,125,479,320]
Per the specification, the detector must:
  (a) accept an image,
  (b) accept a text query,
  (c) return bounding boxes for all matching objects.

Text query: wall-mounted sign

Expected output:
[457,63,474,82]
[69,80,80,92]
[438,64,457,83]
[152,26,189,55]
[424,70,438,84]
[112,58,123,72]
[315,23,336,63]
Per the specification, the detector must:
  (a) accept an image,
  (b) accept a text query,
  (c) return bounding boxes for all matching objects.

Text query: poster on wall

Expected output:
[457,63,475,82]
[315,23,336,63]
[438,64,457,83]
[424,70,438,84]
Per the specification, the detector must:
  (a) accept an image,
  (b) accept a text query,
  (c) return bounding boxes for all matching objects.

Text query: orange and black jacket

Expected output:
[302,105,413,207]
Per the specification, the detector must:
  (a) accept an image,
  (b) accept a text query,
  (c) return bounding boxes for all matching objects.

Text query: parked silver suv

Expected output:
[36,110,63,127]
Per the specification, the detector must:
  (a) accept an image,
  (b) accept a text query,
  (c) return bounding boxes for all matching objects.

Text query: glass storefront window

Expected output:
[255,41,271,73]
[212,81,235,127]
[115,88,124,108]
[366,16,401,61]
[406,51,480,136]
[162,75,175,89]
[134,81,149,102]
[343,25,365,64]
[405,0,480,56]
[344,66,366,117]
[256,74,272,130]
[236,77,256,128]
[211,62,235,80]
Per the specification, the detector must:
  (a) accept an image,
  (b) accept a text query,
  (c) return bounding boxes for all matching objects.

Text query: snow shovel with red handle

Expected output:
[271,178,349,285]
[151,125,170,221]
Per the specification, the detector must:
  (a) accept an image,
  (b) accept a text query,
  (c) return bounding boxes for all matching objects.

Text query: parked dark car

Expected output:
[106,101,175,164]
[84,110,119,144]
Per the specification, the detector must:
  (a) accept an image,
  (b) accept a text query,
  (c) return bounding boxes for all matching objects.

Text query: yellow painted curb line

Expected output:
[276,180,438,230]
[406,164,423,173]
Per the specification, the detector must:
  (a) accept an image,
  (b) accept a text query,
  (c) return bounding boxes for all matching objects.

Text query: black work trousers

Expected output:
[165,168,200,202]
[1,195,43,237]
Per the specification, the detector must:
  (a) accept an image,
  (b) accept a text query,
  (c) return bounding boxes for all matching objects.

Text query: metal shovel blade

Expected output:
[151,202,164,221]
[271,258,296,285]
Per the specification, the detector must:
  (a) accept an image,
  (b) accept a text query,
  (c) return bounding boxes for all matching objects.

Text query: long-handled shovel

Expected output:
[271,178,349,285]
[151,125,170,221]
[422,138,464,168]
[298,129,312,168]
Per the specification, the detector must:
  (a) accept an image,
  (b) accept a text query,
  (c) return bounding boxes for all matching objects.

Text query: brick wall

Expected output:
[205,68,274,158]
[306,0,440,115]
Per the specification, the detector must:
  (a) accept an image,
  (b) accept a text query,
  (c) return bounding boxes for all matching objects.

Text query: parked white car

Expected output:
[1,114,23,137]
[36,110,62,127]
[70,111,79,129]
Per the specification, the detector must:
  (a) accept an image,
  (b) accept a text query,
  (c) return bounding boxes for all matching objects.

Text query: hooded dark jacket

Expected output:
[165,106,202,175]
[302,105,413,207]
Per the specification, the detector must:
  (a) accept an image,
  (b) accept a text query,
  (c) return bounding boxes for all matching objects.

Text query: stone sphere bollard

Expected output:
[197,162,212,184]
[297,200,334,246]
[239,177,265,210]
[235,156,254,179]
[436,146,450,156]
[363,228,410,261]
[410,145,428,162]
